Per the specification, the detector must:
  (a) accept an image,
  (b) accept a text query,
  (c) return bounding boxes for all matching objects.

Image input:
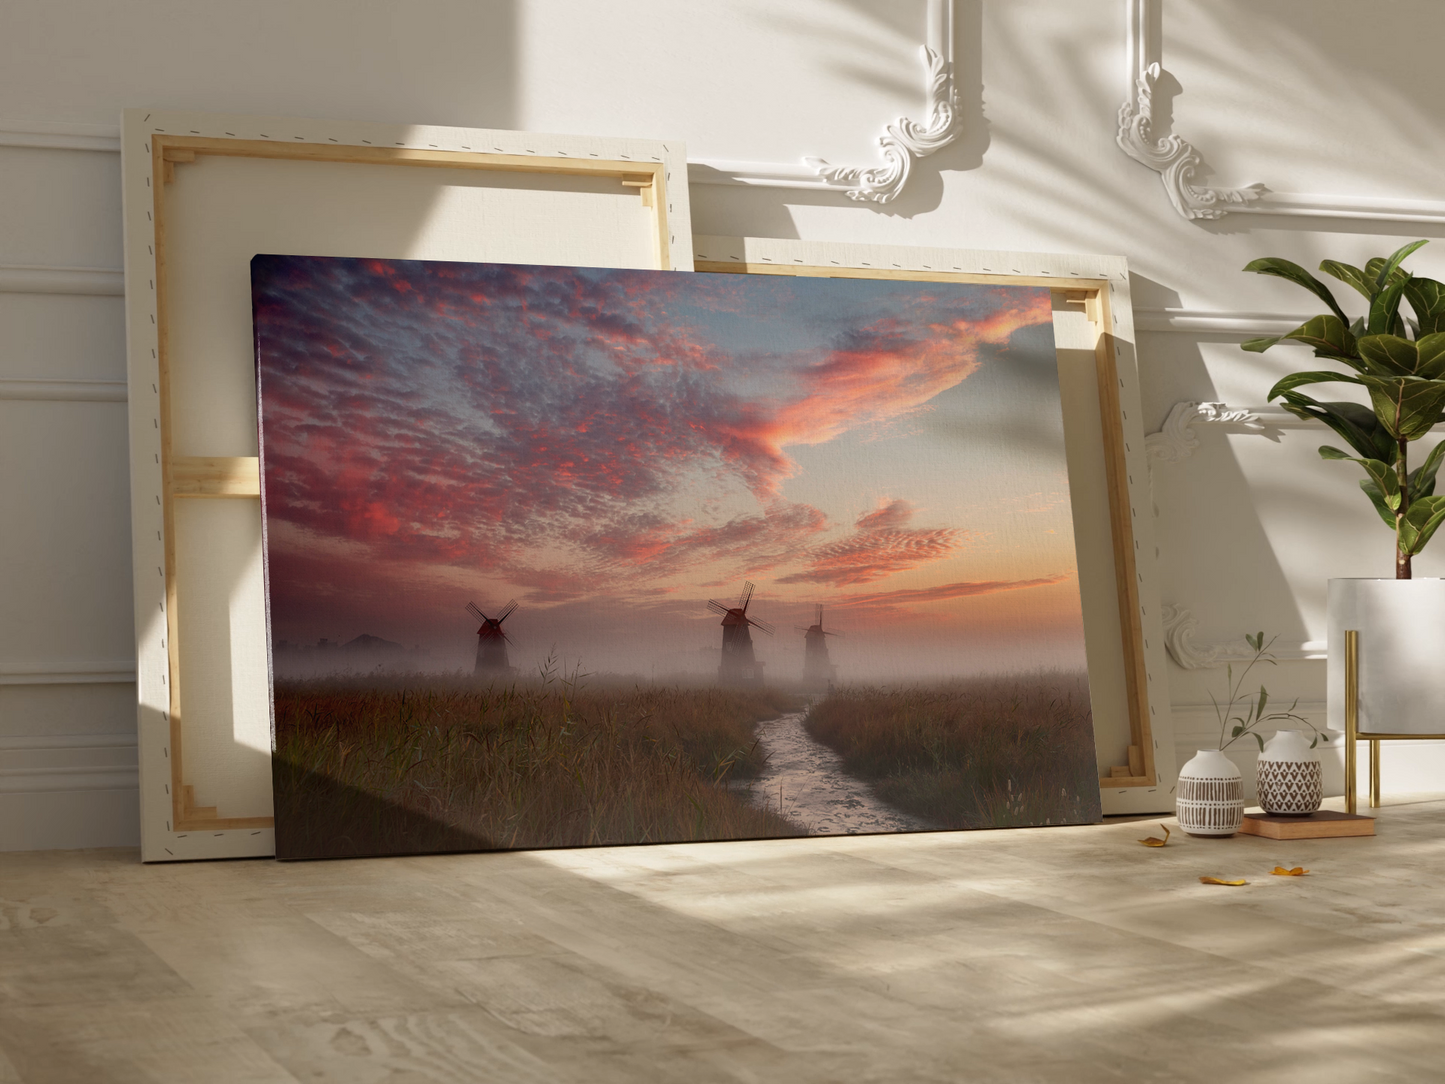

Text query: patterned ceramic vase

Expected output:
[1176,749,1244,837]
[1256,729,1323,816]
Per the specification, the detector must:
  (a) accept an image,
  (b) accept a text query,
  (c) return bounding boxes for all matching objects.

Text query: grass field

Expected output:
[272,667,806,857]
[803,672,1101,829]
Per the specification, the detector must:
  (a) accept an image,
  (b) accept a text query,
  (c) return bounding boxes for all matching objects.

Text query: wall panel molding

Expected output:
[1133,308,1315,336]
[0,379,127,403]
[0,264,125,296]
[0,122,122,153]
[689,0,958,204]
[0,733,138,795]
[1,3,959,207]
[1115,0,1263,220]
[0,664,137,686]
[1119,0,1445,225]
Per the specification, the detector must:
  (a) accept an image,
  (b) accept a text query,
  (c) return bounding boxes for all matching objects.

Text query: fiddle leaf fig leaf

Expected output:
[1360,477,1399,528]
[1320,449,1400,507]
[1415,333,1445,379]
[1368,278,1411,336]
[1358,334,1419,376]
[1283,314,1357,360]
[1410,440,1445,499]
[1405,278,1445,336]
[1281,397,1396,461]
[1355,375,1445,441]
[1320,260,1376,300]
[1373,239,1429,292]
[1244,257,1350,325]
[1242,336,1283,353]
[1268,371,1363,399]
[1399,495,1445,556]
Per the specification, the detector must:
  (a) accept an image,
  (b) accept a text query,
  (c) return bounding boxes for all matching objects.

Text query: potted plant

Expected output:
[1242,240,1445,745]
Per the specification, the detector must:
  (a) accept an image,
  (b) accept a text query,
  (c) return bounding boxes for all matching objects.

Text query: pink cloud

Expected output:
[253,258,1053,599]
[778,499,967,586]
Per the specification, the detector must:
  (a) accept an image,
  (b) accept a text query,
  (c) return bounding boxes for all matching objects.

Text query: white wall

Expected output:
[6,0,1443,848]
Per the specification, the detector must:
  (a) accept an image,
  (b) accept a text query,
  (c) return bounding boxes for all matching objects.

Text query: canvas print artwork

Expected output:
[252,255,1103,859]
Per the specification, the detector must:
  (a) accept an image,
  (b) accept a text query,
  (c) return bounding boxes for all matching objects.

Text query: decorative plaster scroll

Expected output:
[1117,0,1263,220]
[1147,402,1262,462]
[1147,401,1314,462]
[1160,604,1222,668]
[1160,607,1325,668]
[1119,0,1445,224]
[803,43,958,204]
[689,0,959,204]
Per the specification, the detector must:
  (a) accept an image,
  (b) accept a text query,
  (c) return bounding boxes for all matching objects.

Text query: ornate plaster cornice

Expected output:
[1146,402,1263,462]
[689,0,960,204]
[803,42,959,204]
[1160,606,1325,669]
[1117,0,1445,224]
[1117,0,1264,220]
[1146,401,1315,463]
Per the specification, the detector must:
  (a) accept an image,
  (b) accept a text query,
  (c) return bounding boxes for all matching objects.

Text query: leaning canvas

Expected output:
[252,255,1102,859]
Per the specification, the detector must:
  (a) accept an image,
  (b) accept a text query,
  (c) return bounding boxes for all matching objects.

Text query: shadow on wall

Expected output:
[1154,0,1445,240]
[1126,273,1312,655]
[690,0,986,235]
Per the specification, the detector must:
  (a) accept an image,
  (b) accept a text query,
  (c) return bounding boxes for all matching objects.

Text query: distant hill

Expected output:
[341,634,403,653]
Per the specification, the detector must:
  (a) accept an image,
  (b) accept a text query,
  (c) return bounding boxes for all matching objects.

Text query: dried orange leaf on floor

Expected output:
[1138,825,1171,847]
[1199,876,1248,886]
[1271,866,1309,876]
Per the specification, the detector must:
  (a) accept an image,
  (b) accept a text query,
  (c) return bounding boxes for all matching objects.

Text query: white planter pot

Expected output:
[1256,729,1323,816]
[1176,749,1244,837]
[1328,578,1445,736]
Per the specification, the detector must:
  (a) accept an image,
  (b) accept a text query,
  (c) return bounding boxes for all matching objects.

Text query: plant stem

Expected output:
[1397,436,1412,579]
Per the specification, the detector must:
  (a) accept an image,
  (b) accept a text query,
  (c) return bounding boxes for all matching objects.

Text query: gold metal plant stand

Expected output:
[1344,627,1441,815]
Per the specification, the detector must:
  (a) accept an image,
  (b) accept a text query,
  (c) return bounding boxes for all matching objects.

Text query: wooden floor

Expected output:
[3,797,1445,1082]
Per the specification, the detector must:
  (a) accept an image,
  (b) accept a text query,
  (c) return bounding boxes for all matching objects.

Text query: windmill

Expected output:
[466,599,517,676]
[795,603,841,690]
[707,580,774,687]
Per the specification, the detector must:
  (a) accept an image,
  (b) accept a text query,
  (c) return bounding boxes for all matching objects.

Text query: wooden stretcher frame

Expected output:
[693,235,1176,816]
[121,110,693,860]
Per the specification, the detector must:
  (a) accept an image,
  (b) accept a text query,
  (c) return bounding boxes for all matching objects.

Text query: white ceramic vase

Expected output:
[1256,729,1323,816]
[1176,749,1244,837]
[1329,578,1445,735]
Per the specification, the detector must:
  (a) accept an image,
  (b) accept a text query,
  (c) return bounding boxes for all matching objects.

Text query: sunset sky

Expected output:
[253,256,1086,681]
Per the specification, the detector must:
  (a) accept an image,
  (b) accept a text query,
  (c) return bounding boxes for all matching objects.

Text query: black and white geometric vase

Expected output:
[1256,729,1323,816]
[1176,749,1245,836]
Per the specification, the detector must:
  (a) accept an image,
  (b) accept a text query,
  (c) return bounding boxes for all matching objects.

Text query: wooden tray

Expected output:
[1239,811,1375,839]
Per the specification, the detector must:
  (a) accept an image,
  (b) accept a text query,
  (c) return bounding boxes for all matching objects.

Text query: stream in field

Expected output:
[739,711,938,835]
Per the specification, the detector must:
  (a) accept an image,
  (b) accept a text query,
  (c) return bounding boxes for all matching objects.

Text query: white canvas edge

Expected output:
[121,108,695,861]
[693,235,1176,816]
